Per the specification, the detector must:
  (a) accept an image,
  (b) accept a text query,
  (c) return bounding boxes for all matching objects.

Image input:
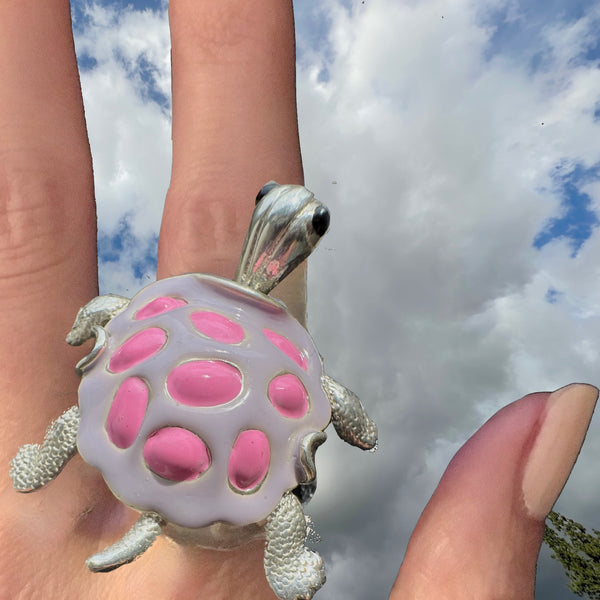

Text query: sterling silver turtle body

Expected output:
[10,183,377,600]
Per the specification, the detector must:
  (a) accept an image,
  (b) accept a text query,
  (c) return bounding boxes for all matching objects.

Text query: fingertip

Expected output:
[391,390,552,598]
[522,383,597,520]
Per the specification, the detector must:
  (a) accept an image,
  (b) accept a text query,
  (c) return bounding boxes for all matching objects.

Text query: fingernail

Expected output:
[522,383,598,520]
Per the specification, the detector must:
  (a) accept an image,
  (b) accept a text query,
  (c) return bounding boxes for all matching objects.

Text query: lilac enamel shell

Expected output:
[76,274,332,529]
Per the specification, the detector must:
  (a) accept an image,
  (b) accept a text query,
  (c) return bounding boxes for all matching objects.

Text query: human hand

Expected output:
[0,1,301,598]
[390,383,597,599]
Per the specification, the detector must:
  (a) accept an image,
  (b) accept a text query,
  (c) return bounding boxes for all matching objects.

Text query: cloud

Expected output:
[72,2,171,292]
[295,1,600,597]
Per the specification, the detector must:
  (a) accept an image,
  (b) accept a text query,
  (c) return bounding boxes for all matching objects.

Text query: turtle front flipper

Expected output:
[66,294,130,346]
[10,406,80,492]
[264,492,325,600]
[86,512,163,572]
[321,375,378,450]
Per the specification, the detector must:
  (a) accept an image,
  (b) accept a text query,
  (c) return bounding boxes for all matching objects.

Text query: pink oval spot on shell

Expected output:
[135,297,187,320]
[108,327,166,373]
[143,427,211,481]
[106,377,149,449]
[167,360,242,407]
[263,329,308,371]
[228,430,270,491]
[190,311,245,344]
[268,374,309,419]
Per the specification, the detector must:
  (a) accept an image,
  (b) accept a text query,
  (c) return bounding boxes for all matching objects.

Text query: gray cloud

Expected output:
[297,1,600,598]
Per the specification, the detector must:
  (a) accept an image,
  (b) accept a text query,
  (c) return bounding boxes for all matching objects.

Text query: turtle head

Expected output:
[234,182,330,294]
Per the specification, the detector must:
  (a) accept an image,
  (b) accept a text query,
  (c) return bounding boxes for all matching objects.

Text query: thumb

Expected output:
[390,383,598,600]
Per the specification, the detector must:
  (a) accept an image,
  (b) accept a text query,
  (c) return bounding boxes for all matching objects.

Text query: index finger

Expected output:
[0,0,98,452]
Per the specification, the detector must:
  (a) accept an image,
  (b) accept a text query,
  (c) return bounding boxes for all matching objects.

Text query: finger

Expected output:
[0,0,97,451]
[159,0,306,317]
[390,383,598,599]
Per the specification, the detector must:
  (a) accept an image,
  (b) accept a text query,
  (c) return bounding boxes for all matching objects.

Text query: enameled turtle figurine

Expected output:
[10,182,377,600]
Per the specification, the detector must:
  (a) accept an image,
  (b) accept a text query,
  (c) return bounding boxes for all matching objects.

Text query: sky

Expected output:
[70,1,600,598]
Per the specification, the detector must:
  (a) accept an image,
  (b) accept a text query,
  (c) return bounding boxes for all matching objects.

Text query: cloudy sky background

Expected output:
[70,0,600,597]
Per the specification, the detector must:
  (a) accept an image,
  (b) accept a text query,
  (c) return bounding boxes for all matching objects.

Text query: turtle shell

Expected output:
[76,274,331,529]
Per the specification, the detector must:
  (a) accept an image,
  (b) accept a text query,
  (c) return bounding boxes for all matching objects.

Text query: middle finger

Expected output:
[158,0,305,317]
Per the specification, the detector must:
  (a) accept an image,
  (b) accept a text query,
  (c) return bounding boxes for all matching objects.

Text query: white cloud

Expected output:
[73,2,171,291]
[297,1,600,597]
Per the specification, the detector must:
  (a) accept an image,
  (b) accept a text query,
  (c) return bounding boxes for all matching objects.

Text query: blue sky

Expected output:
[70,2,600,598]
[74,0,163,14]
[483,0,595,60]
[481,2,600,263]
[534,163,600,257]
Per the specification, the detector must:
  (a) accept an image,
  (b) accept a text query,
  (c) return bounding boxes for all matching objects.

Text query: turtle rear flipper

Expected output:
[321,375,378,450]
[9,406,80,492]
[264,492,325,600]
[86,512,163,572]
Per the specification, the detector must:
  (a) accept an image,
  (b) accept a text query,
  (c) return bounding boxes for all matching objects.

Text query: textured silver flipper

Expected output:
[10,406,80,492]
[66,294,130,346]
[321,375,378,450]
[264,492,325,600]
[86,512,163,572]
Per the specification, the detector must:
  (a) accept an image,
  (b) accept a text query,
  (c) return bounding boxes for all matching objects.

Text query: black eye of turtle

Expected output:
[255,181,280,205]
[312,206,330,236]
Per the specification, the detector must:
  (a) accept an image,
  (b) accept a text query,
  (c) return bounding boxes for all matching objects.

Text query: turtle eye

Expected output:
[255,181,280,205]
[312,206,330,237]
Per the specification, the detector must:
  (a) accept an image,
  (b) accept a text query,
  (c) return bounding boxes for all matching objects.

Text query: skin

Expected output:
[0,2,594,599]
